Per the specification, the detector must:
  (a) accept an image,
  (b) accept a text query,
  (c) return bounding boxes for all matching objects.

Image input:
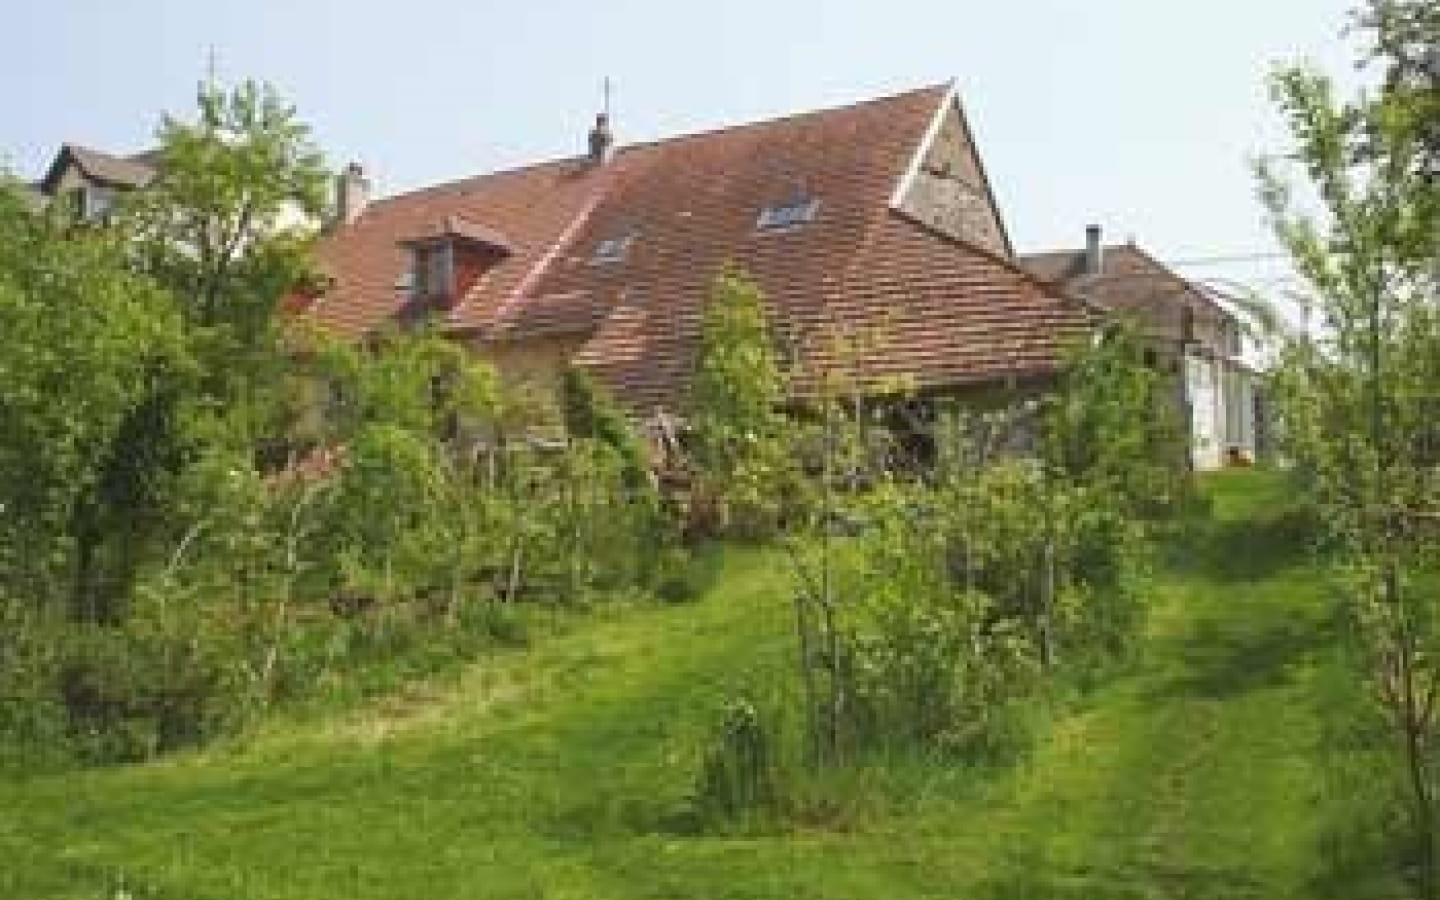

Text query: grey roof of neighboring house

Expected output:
[39,143,157,194]
[1020,243,1236,325]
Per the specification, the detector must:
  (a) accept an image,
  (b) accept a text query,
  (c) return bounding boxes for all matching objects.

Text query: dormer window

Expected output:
[398,216,515,311]
[591,231,636,265]
[412,243,454,299]
[757,196,820,231]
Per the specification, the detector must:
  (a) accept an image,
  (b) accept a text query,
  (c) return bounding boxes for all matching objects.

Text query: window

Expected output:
[591,231,636,264]
[67,185,116,223]
[87,186,116,222]
[412,244,453,298]
[757,196,820,231]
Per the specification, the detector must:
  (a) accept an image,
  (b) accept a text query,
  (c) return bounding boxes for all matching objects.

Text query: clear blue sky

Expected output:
[4,0,1360,294]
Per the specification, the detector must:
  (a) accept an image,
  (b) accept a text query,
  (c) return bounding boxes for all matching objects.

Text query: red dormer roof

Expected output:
[398,215,516,253]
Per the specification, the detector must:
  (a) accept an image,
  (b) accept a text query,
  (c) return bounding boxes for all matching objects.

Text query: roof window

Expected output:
[757,196,820,231]
[412,243,453,299]
[591,231,637,264]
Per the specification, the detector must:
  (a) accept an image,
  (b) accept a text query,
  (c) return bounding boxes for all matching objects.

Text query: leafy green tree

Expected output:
[0,184,188,621]
[126,81,327,339]
[307,325,499,602]
[1258,1,1440,891]
[688,266,792,538]
[561,366,651,490]
[1045,319,1189,519]
[121,79,330,478]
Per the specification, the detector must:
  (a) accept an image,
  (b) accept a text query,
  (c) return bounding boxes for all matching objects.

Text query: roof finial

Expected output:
[602,76,612,117]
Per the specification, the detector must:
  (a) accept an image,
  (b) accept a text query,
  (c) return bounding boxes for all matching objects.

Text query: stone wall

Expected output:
[897,105,1009,256]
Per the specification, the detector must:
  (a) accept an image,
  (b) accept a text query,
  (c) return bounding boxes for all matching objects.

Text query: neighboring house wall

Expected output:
[1102,253,1253,469]
[50,164,119,221]
[897,104,1009,257]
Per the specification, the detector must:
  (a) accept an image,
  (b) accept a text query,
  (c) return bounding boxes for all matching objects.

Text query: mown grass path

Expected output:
[1,472,1350,899]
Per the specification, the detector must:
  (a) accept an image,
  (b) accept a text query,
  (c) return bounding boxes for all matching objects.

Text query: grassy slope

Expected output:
[1,471,1363,899]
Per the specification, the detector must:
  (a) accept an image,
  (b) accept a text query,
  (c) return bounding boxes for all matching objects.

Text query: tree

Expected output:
[0,184,188,622]
[122,79,330,468]
[1045,319,1190,519]
[306,324,500,604]
[561,366,652,492]
[687,266,792,538]
[1258,2,1440,892]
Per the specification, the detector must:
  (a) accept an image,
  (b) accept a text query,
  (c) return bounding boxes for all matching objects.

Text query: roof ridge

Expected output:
[617,81,952,153]
[366,82,950,210]
[366,155,587,210]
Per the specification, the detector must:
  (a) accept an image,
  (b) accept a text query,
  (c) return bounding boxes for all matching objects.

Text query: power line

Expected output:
[1163,251,1291,267]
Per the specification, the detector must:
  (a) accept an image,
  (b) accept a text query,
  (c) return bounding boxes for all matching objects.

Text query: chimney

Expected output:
[335,161,370,227]
[588,113,614,165]
[1084,224,1104,275]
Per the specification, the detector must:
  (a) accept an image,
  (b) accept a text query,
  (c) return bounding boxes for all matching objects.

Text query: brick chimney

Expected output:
[335,162,370,227]
[588,113,614,166]
[1084,224,1104,275]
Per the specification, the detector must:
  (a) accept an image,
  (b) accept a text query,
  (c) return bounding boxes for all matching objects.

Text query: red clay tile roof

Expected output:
[310,84,1091,412]
[488,290,609,340]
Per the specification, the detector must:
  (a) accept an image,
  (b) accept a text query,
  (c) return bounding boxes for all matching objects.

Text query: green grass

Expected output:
[0,470,1389,898]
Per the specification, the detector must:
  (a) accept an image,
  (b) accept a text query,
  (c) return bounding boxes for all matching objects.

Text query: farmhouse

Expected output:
[27,83,1257,466]
[301,83,1091,424]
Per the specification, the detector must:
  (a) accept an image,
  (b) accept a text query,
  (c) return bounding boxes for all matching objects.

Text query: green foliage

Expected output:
[688,267,794,538]
[125,80,327,341]
[0,184,191,622]
[691,696,786,824]
[1045,319,1190,519]
[1257,2,1440,893]
[3,477,1359,900]
[561,367,650,487]
[654,545,726,604]
[1,82,674,767]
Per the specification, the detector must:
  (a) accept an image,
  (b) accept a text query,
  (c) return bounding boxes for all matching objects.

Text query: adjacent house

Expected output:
[33,143,157,222]
[302,83,1092,430]
[1021,228,1259,469]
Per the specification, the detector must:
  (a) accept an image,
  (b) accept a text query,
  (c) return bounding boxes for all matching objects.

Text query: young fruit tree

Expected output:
[687,266,794,539]
[1258,0,1440,892]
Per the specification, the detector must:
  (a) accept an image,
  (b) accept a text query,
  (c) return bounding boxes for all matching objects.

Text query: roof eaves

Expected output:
[1119,242,1235,322]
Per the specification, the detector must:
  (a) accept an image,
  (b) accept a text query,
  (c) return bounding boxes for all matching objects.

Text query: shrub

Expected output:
[690,697,787,826]
[57,621,243,763]
[654,545,724,604]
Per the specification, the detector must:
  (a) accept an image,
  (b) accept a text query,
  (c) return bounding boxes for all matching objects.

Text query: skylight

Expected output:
[757,197,820,231]
[591,232,636,264]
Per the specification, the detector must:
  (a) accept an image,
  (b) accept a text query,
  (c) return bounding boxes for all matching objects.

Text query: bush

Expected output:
[0,612,72,773]
[654,545,724,604]
[690,696,788,827]
[57,621,243,763]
